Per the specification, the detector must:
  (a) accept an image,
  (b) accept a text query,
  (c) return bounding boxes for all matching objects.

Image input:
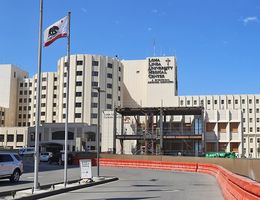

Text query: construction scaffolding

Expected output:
[113,107,205,156]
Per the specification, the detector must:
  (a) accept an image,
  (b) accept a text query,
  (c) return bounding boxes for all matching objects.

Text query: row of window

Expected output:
[243,127,260,132]
[0,134,24,142]
[243,118,260,123]
[180,98,260,106]
[244,138,260,143]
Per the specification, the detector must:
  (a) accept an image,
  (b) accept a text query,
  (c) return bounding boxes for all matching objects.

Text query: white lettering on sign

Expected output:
[148,58,174,84]
[80,159,92,179]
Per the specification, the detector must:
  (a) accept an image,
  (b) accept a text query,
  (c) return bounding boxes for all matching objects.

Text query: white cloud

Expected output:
[243,16,259,25]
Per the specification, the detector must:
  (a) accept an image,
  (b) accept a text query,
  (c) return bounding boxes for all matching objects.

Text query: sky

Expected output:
[1,0,260,96]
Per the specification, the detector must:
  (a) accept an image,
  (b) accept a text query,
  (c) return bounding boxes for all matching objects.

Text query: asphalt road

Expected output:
[43,167,223,200]
[0,160,223,200]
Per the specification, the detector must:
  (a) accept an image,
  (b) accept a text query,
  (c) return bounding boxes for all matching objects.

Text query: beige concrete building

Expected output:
[0,64,28,127]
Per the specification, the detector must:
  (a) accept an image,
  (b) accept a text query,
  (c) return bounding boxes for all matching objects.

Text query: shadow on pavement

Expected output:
[0,180,33,187]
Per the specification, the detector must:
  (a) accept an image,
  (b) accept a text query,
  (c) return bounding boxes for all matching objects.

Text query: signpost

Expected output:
[80,159,92,179]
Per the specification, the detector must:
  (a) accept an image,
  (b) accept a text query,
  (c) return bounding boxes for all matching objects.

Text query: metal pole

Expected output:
[97,87,100,177]
[64,11,71,187]
[34,0,43,191]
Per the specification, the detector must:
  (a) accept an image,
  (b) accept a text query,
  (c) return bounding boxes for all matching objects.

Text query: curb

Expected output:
[2,177,118,200]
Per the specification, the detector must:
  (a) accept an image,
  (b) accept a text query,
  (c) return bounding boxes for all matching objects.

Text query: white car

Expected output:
[40,152,53,162]
[0,152,23,182]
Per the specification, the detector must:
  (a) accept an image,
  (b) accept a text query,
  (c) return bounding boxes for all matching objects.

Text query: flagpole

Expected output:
[64,11,71,187]
[34,0,43,191]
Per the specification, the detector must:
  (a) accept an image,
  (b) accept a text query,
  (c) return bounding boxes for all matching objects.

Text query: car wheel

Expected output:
[10,169,20,183]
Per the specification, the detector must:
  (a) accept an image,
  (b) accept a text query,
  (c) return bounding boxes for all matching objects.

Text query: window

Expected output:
[91,103,98,108]
[63,114,66,119]
[77,60,83,65]
[250,127,253,132]
[76,71,83,76]
[242,99,245,104]
[0,135,4,142]
[107,63,113,68]
[187,100,190,105]
[180,100,183,105]
[20,83,23,87]
[243,118,246,122]
[7,135,14,142]
[257,127,260,132]
[207,100,210,105]
[41,103,46,107]
[92,71,98,76]
[63,103,66,108]
[19,106,22,111]
[250,148,253,153]
[23,106,27,111]
[54,86,57,90]
[92,82,98,87]
[75,92,82,97]
[64,72,67,77]
[118,76,121,81]
[19,98,22,103]
[235,99,238,104]
[19,114,22,119]
[42,77,47,81]
[107,104,112,109]
[249,99,252,104]
[214,100,217,104]
[54,94,57,98]
[250,118,253,123]
[118,96,121,101]
[107,73,112,78]
[63,83,67,87]
[119,66,121,71]
[257,118,260,123]
[53,103,57,107]
[23,114,26,118]
[41,112,45,116]
[228,100,231,104]
[249,109,252,113]
[0,154,13,162]
[107,83,112,88]
[256,99,259,104]
[75,113,81,118]
[29,90,32,95]
[17,134,24,142]
[107,94,112,99]
[243,109,245,113]
[75,102,81,107]
[20,90,23,95]
[200,100,204,106]
[221,100,224,104]
[250,138,253,143]
[63,93,66,98]
[257,109,259,113]
[53,112,56,116]
[52,131,74,140]
[257,138,260,143]
[92,61,99,66]
[24,98,27,103]
[42,94,46,98]
[92,92,98,97]
[243,128,246,132]
[54,77,57,81]
[76,81,82,86]
[91,113,97,118]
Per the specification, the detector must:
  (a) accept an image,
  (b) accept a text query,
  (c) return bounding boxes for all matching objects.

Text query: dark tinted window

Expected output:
[0,154,13,162]
[14,154,22,161]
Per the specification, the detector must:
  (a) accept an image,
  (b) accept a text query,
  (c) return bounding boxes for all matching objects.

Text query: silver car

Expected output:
[0,152,23,182]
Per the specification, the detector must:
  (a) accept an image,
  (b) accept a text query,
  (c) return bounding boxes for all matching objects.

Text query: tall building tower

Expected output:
[0,64,28,126]
[16,54,123,126]
[122,56,178,107]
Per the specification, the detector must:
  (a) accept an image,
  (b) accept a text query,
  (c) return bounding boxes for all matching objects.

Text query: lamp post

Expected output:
[93,87,105,177]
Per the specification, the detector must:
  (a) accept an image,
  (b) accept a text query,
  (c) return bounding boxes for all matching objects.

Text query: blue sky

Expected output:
[1,0,260,95]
